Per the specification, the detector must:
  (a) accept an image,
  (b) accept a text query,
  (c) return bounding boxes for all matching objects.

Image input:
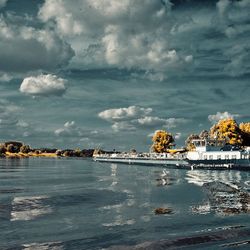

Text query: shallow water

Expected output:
[0,158,249,249]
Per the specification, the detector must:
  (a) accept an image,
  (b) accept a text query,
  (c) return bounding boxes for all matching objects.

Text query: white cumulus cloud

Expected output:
[208,111,240,124]
[111,121,136,132]
[38,0,193,80]
[98,106,152,122]
[55,121,83,137]
[20,74,67,96]
[0,72,12,82]
[99,105,186,132]
[137,116,186,128]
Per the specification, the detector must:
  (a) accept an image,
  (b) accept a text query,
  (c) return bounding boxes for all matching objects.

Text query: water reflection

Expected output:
[0,188,24,194]
[191,182,249,216]
[22,241,63,250]
[1,158,249,249]
[11,195,52,221]
[110,163,118,187]
[102,217,135,227]
[186,170,250,215]
[186,170,242,187]
[0,158,29,169]
[155,169,175,186]
[99,164,149,227]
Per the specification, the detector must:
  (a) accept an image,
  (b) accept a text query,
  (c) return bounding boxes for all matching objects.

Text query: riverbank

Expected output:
[3,152,57,158]
[0,141,94,159]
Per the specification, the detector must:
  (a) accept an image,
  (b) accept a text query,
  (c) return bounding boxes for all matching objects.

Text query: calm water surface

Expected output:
[0,158,249,249]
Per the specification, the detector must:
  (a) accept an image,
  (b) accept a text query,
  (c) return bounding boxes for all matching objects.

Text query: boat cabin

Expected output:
[192,139,226,152]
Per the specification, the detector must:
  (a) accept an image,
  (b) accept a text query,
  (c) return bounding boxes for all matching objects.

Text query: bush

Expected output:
[0,144,7,154]
[6,144,16,153]
[56,150,62,156]
[20,145,31,153]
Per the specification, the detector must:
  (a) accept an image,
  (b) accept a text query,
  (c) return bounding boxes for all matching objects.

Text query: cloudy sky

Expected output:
[0,0,249,151]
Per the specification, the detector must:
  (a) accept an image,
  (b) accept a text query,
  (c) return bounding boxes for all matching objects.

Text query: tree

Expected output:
[6,144,16,153]
[239,122,250,146]
[130,149,137,154]
[185,134,200,151]
[199,130,209,139]
[151,130,174,153]
[209,118,242,145]
[56,150,62,156]
[0,144,7,155]
[20,145,31,153]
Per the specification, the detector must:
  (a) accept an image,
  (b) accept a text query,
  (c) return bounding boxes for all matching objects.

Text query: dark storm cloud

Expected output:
[0,15,74,74]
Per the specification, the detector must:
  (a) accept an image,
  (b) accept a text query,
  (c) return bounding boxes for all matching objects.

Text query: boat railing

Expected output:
[94,151,187,160]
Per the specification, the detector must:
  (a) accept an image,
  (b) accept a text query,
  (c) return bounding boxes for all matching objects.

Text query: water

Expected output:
[0,158,249,249]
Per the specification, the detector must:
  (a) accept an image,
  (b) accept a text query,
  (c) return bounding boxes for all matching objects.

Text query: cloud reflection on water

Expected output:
[11,195,52,221]
[22,241,63,250]
[185,170,242,187]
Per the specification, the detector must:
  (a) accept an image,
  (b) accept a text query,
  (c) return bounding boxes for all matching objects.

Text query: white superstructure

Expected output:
[187,139,250,169]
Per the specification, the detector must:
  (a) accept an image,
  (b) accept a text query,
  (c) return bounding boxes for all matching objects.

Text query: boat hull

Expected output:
[93,157,188,167]
[187,159,250,170]
[93,157,250,170]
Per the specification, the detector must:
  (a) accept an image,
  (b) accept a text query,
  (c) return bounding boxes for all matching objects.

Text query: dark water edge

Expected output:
[0,157,249,250]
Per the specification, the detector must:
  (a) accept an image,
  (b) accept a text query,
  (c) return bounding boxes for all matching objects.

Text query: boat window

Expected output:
[232,155,236,159]
[217,155,221,160]
[209,155,213,160]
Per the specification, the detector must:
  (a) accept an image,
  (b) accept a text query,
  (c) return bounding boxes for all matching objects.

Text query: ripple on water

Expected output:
[0,159,249,250]
[11,195,52,221]
[22,241,63,250]
[0,188,24,194]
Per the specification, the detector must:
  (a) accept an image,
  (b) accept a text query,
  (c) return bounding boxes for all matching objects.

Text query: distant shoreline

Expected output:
[0,141,94,159]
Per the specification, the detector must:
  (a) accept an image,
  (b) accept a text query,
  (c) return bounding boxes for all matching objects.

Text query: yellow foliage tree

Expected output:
[151,130,174,153]
[209,118,243,145]
[240,122,250,133]
[239,122,250,146]
[185,134,200,151]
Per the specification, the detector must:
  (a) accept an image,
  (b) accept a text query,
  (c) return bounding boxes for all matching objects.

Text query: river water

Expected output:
[0,158,249,249]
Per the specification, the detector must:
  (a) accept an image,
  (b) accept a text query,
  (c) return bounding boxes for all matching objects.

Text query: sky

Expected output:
[0,0,250,151]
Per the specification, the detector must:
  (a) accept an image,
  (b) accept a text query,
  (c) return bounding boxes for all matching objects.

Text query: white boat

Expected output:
[186,139,250,170]
[93,151,188,167]
[93,139,250,170]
